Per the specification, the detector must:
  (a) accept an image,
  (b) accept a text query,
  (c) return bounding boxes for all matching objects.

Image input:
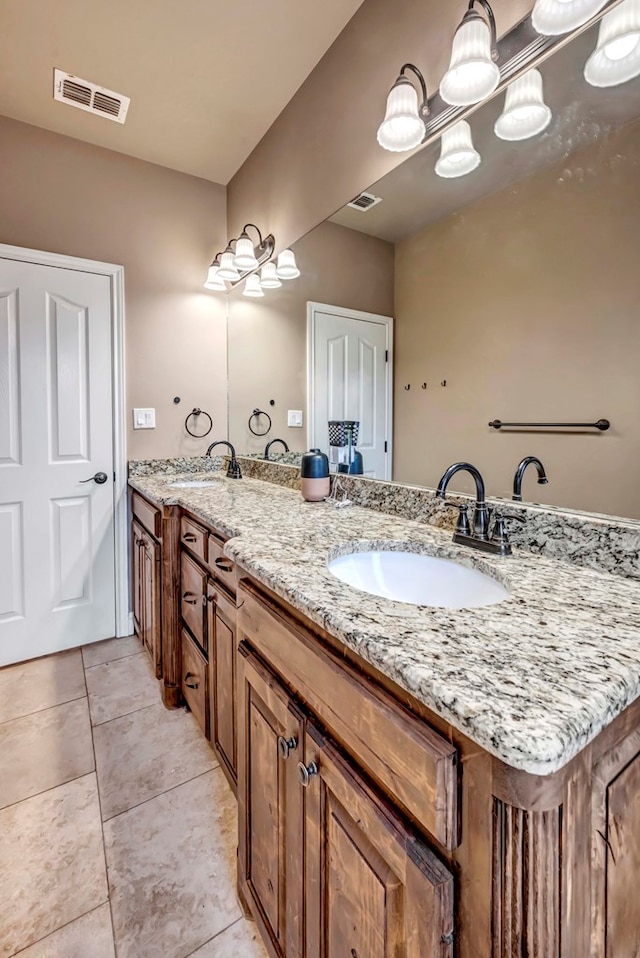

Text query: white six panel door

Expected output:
[0,258,115,666]
[310,306,391,479]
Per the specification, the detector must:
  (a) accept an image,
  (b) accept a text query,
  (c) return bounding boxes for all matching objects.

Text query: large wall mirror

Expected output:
[227,17,640,520]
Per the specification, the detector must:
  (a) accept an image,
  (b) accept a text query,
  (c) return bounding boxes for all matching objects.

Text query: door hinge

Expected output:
[384,441,388,453]
[385,349,389,362]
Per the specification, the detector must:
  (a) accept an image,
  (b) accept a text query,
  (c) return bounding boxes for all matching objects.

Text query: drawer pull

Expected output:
[214,557,234,573]
[278,735,298,760]
[135,537,144,546]
[184,672,199,690]
[207,593,216,604]
[297,761,318,788]
[183,533,198,543]
[183,591,198,605]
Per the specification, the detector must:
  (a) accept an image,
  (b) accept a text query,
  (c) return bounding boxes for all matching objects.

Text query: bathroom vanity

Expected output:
[128,464,640,958]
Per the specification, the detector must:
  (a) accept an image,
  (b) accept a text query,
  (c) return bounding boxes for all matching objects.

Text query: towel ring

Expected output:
[248,408,272,437]
[185,408,213,438]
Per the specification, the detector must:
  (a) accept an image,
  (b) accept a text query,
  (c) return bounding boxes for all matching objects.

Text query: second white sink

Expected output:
[328,550,509,609]
[167,479,220,488]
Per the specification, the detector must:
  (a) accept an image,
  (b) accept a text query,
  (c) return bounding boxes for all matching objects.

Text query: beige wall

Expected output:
[227,0,532,253]
[394,118,640,518]
[0,115,228,460]
[228,221,394,455]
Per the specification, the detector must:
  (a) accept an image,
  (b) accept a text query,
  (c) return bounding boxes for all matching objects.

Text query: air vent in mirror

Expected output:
[347,192,383,212]
[53,70,130,124]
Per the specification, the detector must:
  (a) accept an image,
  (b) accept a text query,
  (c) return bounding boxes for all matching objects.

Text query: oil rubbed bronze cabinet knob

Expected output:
[277,735,298,760]
[214,557,234,573]
[183,533,197,543]
[184,672,199,689]
[297,761,319,787]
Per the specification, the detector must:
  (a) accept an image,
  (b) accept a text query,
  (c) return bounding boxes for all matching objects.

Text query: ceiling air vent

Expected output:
[347,191,383,212]
[53,69,130,124]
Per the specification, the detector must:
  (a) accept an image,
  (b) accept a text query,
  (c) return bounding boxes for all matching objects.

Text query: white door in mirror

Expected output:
[328,551,509,608]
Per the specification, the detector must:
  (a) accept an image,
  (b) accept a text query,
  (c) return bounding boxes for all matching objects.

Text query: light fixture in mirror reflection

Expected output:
[226,18,640,521]
[584,0,640,86]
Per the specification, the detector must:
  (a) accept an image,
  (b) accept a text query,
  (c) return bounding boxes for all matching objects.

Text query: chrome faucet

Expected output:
[205,440,242,479]
[264,438,289,459]
[436,461,523,556]
[513,456,548,501]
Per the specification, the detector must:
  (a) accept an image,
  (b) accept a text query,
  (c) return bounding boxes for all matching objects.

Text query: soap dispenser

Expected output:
[300,449,330,502]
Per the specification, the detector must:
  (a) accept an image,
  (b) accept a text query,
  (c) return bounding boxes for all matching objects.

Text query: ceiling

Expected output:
[331,24,640,243]
[0,0,364,184]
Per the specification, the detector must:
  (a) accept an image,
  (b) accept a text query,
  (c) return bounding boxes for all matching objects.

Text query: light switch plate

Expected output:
[133,408,156,429]
[287,410,303,427]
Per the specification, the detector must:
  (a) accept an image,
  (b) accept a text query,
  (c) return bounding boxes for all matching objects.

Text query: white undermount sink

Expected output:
[167,479,220,488]
[328,550,509,609]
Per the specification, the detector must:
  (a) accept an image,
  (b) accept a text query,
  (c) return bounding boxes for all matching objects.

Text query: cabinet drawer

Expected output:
[181,630,208,737]
[181,552,207,652]
[238,580,459,850]
[132,491,161,538]
[180,515,207,561]
[208,533,238,596]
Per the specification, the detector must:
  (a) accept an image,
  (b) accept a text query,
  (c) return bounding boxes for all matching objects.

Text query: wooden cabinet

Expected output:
[131,514,161,678]
[208,581,238,788]
[238,644,305,957]
[237,639,454,958]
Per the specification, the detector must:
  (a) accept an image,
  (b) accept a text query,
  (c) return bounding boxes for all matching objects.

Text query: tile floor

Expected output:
[0,636,268,958]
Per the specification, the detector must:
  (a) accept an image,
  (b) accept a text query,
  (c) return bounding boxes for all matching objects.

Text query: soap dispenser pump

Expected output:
[300,449,330,502]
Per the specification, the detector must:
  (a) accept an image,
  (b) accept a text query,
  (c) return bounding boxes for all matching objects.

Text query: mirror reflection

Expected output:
[227,22,640,520]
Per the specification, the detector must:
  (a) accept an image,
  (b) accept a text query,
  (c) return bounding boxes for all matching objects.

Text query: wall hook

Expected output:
[404,384,411,391]
[421,382,428,390]
[441,380,447,387]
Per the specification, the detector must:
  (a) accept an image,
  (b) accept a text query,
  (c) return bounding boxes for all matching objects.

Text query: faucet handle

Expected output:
[443,501,471,536]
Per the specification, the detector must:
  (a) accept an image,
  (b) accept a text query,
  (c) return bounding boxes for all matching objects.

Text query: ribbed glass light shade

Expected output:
[435,121,481,178]
[376,78,425,152]
[532,0,608,36]
[233,235,259,271]
[494,69,552,141]
[584,0,640,86]
[440,17,500,106]
[259,262,282,289]
[217,250,241,281]
[243,274,264,298]
[275,249,300,280]
[203,264,226,290]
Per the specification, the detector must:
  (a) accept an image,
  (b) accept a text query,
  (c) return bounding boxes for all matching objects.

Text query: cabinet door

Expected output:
[208,581,237,788]
[303,722,455,958]
[131,519,145,636]
[142,533,161,679]
[181,551,207,652]
[237,642,305,958]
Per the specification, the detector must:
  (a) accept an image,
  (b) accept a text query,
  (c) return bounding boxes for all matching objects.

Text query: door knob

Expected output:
[278,735,298,760]
[80,471,108,485]
[297,761,319,787]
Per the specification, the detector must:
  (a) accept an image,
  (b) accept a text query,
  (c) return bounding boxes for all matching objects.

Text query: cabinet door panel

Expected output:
[142,534,161,678]
[606,751,640,958]
[237,643,304,958]
[131,519,144,634]
[303,722,454,958]
[181,551,207,651]
[209,582,237,787]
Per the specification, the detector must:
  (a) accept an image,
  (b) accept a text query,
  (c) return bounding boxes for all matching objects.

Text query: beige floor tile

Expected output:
[0,650,86,725]
[85,652,160,726]
[0,774,108,958]
[0,699,94,810]
[105,769,240,958]
[13,903,115,958]
[82,634,142,670]
[189,919,268,957]
[94,701,217,820]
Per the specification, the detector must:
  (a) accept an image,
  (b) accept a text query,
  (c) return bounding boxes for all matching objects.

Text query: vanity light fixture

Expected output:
[377,64,430,153]
[203,262,226,290]
[217,246,241,282]
[440,0,500,107]
[276,249,301,280]
[259,262,282,289]
[531,0,608,35]
[494,68,552,140]
[584,0,640,86]
[243,274,265,297]
[435,120,481,178]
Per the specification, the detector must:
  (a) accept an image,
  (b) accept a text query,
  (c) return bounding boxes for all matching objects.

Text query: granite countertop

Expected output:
[129,471,640,777]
